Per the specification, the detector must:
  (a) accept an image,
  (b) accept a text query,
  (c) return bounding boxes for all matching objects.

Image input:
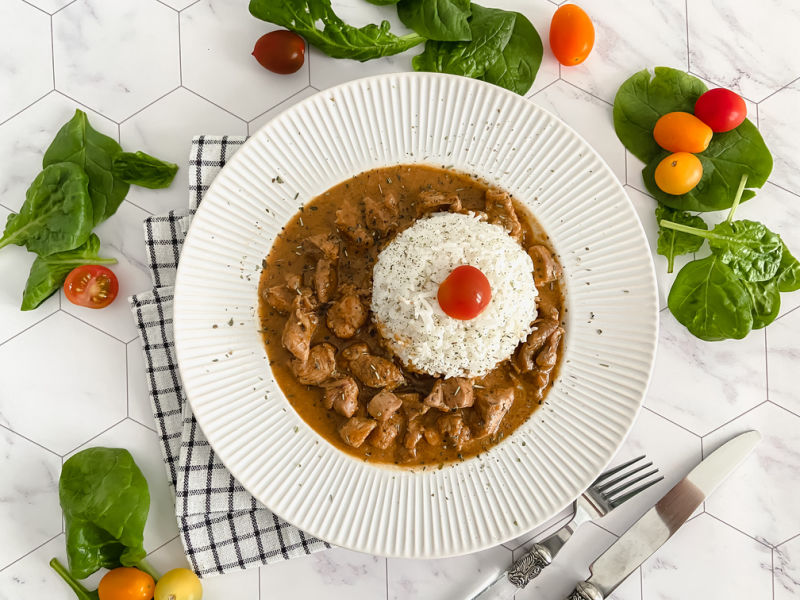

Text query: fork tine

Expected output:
[594,460,654,492]
[607,474,665,507]
[592,455,646,485]
[603,468,661,500]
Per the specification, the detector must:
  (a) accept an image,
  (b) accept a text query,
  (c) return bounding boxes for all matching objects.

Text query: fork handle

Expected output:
[507,543,553,587]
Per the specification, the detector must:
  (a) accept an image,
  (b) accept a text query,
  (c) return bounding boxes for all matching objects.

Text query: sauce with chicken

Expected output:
[258,165,565,467]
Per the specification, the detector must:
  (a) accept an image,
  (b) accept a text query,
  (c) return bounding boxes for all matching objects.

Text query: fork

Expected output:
[469,455,664,600]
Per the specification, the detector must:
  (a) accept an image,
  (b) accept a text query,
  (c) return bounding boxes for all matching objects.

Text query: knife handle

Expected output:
[565,581,605,600]
[507,543,553,587]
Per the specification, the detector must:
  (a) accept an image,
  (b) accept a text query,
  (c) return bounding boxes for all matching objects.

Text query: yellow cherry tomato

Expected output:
[653,111,712,153]
[154,568,203,600]
[98,567,155,600]
[654,152,703,195]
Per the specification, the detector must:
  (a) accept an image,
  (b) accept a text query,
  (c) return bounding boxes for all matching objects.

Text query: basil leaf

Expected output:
[412,4,516,78]
[775,242,800,293]
[668,255,753,341]
[613,67,707,164]
[481,12,542,95]
[112,151,178,189]
[43,110,130,225]
[248,0,424,61]
[642,118,772,212]
[0,163,92,256]
[60,448,150,579]
[21,234,116,311]
[655,204,707,273]
[743,278,781,329]
[706,220,783,282]
[397,0,472,42]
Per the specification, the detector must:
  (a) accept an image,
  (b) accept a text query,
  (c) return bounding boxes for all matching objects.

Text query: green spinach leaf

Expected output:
[397,0,472,42]
[412,4,516,79]
[480,12,542,95]
[112,151,178,189]
[775,242,800,293]
[0,163,92,256]
[668,255,753,341]
[249,0,424,61]
[21,234,116,311]
[660,218,783,282]
[743,279,781,329]
[60,447,150,579]
[655,204,707,273]
[613,67,707,163]
[49,558,100,600]
[364,0,400,4]
[43,110,129,225]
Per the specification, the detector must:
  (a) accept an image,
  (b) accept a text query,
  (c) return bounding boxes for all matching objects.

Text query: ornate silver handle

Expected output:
[565,581,605,600]
[507,543,552,587]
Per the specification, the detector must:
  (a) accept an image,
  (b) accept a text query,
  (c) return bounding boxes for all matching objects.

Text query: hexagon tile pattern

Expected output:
[2,0,800,598]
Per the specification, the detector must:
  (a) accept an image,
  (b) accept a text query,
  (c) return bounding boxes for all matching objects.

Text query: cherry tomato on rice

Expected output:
[437,265,492,321]
[654,152,703,196]
[549,4,595,66]
[694,88,747,132]
[98,567,154,600]
[63,264,119,309]
[252,30,305,75]
[653,111,712,153]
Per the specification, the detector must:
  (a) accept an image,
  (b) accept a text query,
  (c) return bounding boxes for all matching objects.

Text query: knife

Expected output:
[563,430,761,600]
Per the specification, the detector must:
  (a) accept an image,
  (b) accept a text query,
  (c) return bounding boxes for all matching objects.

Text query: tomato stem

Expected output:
[726,173,749,223]
[135,557,160,582]
[49,558,99,600]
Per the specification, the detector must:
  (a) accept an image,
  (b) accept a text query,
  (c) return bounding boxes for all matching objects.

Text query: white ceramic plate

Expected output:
[173,72,658,558]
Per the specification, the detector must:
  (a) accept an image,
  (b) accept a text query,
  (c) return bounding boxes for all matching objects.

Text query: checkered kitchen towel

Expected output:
[129,136,328,577]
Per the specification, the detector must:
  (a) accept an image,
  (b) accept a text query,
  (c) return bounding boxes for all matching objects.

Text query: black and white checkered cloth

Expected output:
[129,136,329,577]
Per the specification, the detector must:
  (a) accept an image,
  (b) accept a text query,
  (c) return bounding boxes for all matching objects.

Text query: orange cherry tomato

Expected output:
[98,567,155,600]
[654,152,703,195]
[653,112,712,153]
[549,4,595,66]
[437,265,492,320]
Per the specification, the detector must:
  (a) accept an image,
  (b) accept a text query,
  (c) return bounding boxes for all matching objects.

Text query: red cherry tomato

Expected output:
[64,265,119,309]
[437,265,492,321]
[252,30,305,75]
[549,4,595,66]
[694,88,747,132]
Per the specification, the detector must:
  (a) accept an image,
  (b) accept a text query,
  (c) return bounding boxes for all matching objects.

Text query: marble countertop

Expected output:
[1,0,799,599]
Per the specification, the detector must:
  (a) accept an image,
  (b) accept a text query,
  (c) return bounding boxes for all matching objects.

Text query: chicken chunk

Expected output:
[314,258,337,304]
[424,378,474,411]
[341,343,369,362]
[364,192,399,235]
[338,417,377,448]
[532,327,564,397]
[485,188,522,241]
[327,292,368,339]
[304,233,340,261]
[281,294,318,362]
[528,245,562,286]
[474,387,514,438]
[263,284,295,313]
[400,393,428,420]
[438,413,471,450]
[369,412,404,450]
[416,190,462,216]
[348,352,404,389]
[404,415,425,450]
[514,319,560,373]
[291,343,336,385]
[322,377,359,418]
[335,201,373,247]
[367,390,403,421]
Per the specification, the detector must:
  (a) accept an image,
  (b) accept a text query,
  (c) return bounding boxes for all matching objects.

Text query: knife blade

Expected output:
[563,430,761,600]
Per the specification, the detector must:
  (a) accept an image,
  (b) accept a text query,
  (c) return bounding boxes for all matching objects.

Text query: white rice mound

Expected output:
[371,212,538,379]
